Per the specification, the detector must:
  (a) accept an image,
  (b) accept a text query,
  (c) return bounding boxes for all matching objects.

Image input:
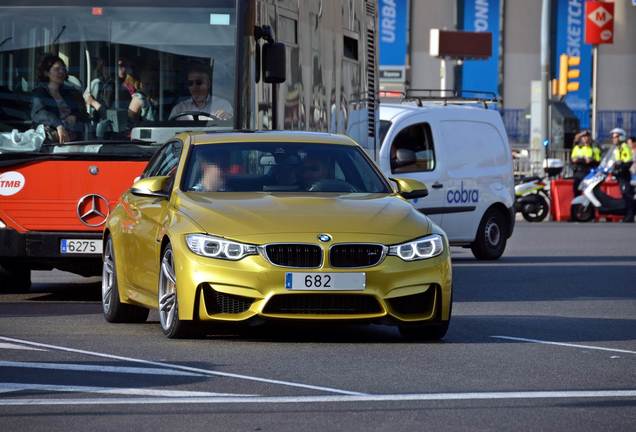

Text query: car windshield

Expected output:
[182,142,392,194]
[0,1,236,148]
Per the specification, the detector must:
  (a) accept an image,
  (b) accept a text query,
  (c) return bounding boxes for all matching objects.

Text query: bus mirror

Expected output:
[262,42,286,84]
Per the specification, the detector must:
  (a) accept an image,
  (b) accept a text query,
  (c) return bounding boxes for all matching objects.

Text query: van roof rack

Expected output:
[399,88,501,109]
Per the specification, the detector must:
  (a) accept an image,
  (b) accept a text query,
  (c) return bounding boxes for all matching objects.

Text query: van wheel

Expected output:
[471,209,508,260]
[102,236,149,323]
[0,264,31,293]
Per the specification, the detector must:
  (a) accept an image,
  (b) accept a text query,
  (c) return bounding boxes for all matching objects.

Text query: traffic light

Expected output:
[558,54,580,96]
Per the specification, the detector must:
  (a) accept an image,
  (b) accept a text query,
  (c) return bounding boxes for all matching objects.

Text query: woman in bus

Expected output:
[31,54,88,144]
[128,68,158,124]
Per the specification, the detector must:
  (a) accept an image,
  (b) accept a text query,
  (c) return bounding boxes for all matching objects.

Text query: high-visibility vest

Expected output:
[614,142,633,163]
[592,145,601,163]
[571,144,592,160]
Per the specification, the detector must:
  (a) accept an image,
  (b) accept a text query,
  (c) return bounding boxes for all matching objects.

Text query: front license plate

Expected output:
[285,272,366,291]
[60,239,103,255]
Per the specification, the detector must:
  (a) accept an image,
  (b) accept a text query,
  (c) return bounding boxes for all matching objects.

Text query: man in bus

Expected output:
[169,63,232,121]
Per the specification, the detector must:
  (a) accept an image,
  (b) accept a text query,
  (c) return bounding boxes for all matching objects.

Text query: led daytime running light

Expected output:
[185,234,256,261]
[389,234,444,261]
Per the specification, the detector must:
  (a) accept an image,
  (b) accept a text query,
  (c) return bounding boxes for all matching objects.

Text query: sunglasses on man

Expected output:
[188,79,206,87]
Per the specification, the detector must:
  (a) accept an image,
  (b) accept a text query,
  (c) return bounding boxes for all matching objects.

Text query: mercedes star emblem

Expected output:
[76,194,110,227]
[317,233,332,242]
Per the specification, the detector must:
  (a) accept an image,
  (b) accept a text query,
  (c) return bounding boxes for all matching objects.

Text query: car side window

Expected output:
[390,123,436,173]
[143,140,183,178]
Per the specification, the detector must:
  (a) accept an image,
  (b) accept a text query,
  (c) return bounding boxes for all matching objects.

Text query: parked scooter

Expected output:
[515,176,550,222]
[514,158,562,222]
[571,151,636,222]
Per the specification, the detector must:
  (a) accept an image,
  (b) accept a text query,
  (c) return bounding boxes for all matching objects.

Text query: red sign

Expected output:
[585,1,614,44]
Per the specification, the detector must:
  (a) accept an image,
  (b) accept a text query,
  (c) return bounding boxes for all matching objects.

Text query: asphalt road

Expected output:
[1,222,635,431]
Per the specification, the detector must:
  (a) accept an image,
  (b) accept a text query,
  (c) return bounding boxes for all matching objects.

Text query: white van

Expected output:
[378,102,515,260]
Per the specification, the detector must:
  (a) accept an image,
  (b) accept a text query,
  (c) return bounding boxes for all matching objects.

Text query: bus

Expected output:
[0,0,377,155]
[0,0,379,289]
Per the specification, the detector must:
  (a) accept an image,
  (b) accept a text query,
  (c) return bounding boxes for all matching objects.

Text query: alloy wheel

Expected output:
[102,238,115,314]
[159,247,177,331]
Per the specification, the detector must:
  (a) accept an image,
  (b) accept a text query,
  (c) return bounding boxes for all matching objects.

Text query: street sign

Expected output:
[585,1,614,44]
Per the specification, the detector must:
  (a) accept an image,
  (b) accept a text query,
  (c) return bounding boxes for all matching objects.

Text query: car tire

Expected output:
[571,204,594,222]
[399,321,449,341]
[398,289,452,341]
[0,264,31,293]
[159,243,200,339]
[471,208,508,260]
[102,236,149,323]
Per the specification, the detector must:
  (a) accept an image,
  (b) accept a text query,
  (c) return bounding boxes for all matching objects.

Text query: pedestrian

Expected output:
[570,130,594,196]
[609,128,634,223]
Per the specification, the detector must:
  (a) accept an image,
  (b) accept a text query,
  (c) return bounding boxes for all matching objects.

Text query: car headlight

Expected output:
[185,234,257,261]
[388,234,444,261]
[0,219,5,229]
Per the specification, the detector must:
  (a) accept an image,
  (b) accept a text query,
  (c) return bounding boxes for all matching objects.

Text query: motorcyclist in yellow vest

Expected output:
[571,130,594,196]
[610,128,634,223]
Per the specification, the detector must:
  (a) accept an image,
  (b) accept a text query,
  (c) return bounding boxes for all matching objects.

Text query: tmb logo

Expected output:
[0,171,25,196]
[447,181,479,204]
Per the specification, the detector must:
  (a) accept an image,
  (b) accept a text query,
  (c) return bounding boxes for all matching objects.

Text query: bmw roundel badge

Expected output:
[317,233,332,242]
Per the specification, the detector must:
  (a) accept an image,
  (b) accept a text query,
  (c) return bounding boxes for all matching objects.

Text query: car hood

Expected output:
[176,192,431,243]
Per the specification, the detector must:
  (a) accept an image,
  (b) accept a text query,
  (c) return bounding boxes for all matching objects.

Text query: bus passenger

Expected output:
[84,58,114,121]
[32,54,88,144]
[169,63,232,121]
[128,68,158,123]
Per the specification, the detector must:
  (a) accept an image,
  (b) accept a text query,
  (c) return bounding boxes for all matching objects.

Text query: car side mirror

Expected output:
[131,176,170,199]
[389,177,428,200]
[393,148,416,168]
[262,41,286,84]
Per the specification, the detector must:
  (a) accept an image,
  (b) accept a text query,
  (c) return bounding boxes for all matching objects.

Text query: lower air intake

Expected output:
[263,294,382,315]
[203,286,253,314]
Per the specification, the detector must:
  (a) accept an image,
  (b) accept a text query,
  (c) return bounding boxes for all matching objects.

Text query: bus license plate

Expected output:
[60,239,103,255]
[285,272,365,291]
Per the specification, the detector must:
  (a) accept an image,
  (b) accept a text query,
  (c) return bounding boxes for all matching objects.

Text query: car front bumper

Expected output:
[167,237,453,325]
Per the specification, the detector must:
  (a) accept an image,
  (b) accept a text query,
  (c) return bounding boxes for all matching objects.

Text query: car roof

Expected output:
[181,130,359,146]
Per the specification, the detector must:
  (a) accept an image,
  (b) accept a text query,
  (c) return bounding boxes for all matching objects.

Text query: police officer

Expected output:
[571,130,594,196]
[610,128,634,223]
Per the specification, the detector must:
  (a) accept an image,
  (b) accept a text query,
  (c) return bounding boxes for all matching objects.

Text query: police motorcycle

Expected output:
[570,150,636,222]
[515,177,550,222]
[514,158,562,222]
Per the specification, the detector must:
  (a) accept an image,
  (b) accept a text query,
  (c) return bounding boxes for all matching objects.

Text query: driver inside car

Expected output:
[300,154,331,190]
[169,62,232,121]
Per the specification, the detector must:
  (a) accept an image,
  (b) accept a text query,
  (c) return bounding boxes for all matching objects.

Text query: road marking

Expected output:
[0,336,364,396]
[0,342,46,352]
[0,361,204,376]
[0,383,255,397]
[492,336,636,355]
[1,390,635,406]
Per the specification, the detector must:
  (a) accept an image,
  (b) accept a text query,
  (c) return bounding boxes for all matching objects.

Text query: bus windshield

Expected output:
[0,1,237,143]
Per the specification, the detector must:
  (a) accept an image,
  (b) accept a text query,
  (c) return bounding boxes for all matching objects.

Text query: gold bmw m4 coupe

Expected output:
[102,131,452,339]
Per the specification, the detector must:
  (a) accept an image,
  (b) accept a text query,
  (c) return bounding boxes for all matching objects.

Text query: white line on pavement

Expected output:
[0,342,46,352]
[0,361,204,376]
[0,383,256,397]
[0,336,365,396]
[1,390,635,406]
[492,336,636,355]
